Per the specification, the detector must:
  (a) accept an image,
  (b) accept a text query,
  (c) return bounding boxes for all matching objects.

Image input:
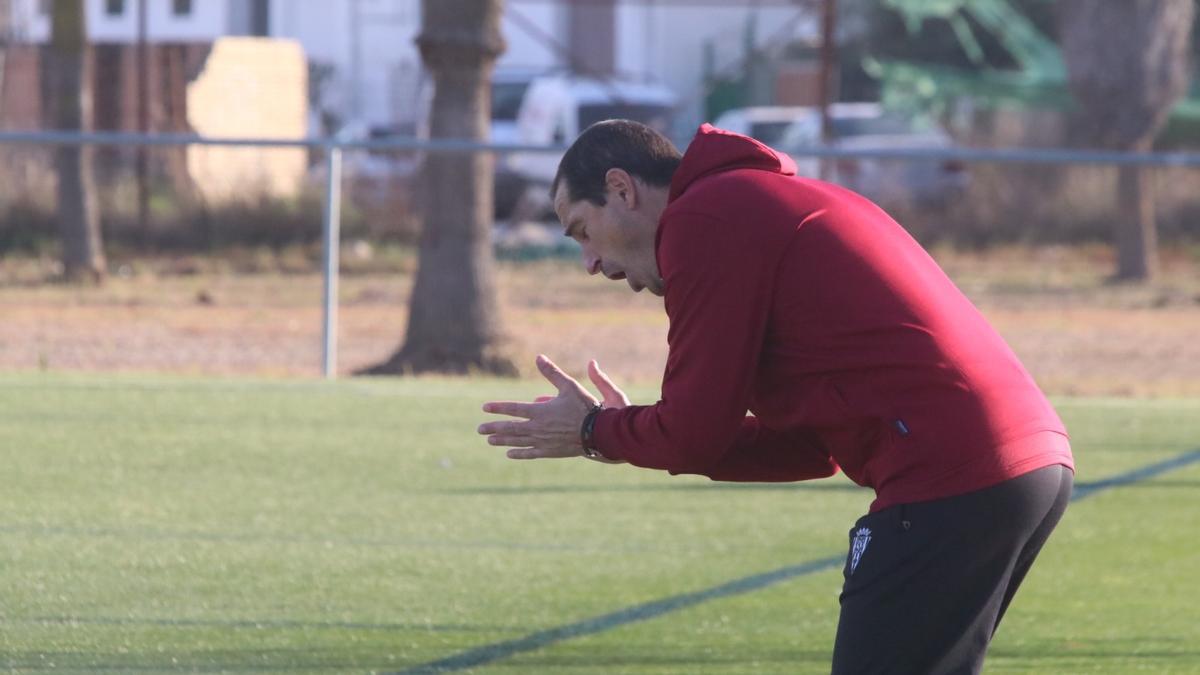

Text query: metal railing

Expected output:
[3,129,1199,378]
[0,130,574,378]
[6,130,1200,166]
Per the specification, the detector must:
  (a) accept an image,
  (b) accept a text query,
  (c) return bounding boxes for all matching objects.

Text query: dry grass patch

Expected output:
[1,245,1197,395]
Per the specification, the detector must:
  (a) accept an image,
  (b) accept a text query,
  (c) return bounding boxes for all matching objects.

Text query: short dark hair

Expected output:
[551,119,682,206]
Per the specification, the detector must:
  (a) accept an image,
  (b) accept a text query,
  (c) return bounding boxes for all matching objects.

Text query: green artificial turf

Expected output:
[0,374,1196,673]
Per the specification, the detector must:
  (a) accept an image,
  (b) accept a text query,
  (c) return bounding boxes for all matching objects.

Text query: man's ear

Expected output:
[604,168,638,209]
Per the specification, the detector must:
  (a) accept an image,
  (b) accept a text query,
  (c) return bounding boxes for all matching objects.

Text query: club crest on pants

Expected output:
[849,527,872,574]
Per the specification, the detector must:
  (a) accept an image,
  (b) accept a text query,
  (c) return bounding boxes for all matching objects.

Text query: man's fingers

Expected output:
[507,447,575,460]
[535,354,577,394]
[587,360,623,399]
[478,420,538,447]
[486,434,533,447]
[481,400,535,418]
[477,420,526,436]
[533,395,554,403]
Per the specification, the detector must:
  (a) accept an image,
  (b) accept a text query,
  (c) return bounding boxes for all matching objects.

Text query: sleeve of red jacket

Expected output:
[702,418,839,481]
[591,210,837,481]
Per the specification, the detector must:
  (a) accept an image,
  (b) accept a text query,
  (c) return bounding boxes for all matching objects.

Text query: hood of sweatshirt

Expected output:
[668,123,798,203]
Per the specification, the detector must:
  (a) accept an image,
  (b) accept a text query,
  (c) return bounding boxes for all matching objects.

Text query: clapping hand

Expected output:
[478,355,630,461]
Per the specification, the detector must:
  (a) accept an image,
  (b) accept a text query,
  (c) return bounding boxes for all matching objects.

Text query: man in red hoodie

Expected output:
[478,120,1074,673]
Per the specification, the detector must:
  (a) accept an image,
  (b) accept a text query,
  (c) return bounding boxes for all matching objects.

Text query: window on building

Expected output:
[172,0,193,16]
[105,0,125,16]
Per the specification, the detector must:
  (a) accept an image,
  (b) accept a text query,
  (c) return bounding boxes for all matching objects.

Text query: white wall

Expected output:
[488,1,816,139]
[498,3,564,72]
[271,0,421,130]
[10,0,817,135]
[336,1,817,135]
[8,0,48,40]
[615,3,816,134]
[14,0,231,42]
[354,0,420,127]
[278,0,570,132]
[91,0,228,42]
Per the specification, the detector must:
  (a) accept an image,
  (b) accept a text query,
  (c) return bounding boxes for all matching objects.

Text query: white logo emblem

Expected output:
[849,527,872,574]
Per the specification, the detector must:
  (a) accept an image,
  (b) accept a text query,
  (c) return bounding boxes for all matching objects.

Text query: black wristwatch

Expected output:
[580,404,604,458]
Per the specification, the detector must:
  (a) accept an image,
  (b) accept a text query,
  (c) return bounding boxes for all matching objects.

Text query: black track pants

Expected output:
[831,464,1073,675]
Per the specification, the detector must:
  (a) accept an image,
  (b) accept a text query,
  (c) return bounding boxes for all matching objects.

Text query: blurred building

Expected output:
[5,0,271,42]
[2,0,820,139]
[1,0,307,201]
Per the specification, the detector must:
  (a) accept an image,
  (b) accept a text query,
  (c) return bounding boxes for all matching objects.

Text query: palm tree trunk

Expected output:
[362,0,516,375]
[1057,0,1194,282]
[49,0,104,282]
[1114,157,1159,281]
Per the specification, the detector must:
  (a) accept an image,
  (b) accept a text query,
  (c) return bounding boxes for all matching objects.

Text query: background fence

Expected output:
[2,130,1199,380]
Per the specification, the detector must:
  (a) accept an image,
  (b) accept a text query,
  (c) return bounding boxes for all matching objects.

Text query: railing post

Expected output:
[321,143,343,379]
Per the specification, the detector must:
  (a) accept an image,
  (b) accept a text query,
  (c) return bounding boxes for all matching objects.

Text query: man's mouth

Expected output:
[605,271,626,281]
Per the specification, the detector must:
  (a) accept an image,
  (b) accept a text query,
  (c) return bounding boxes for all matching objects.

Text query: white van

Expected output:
[503,75,677,190]
[712,106,814,149]
[776,103,969,206]
[713,103,969,206]
[490,68,544,145]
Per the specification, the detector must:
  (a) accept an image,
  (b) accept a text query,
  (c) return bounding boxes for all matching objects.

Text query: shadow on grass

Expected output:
[504,648,833,670]
[435,482,870,496]
[0,523,630,553]
[2,648,835,674]
[1,649,400,672]
[1078,478,1200,489]
[8,614,505,633]
[989,636,1200,660]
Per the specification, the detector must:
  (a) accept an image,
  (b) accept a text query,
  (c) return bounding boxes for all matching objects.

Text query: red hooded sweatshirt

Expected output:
[592,125,1073,512]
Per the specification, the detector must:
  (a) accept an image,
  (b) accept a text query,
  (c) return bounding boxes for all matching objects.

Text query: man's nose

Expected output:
[584,251,602,275]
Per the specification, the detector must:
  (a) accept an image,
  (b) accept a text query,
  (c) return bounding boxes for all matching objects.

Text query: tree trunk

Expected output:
[48,0,104,283]
[361,0,516,376]
[1115,161,1159,281]
[161,44,198,211]
[1057,0,1194,282]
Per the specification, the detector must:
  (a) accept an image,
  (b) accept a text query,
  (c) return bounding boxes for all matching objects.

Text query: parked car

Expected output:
[712,106,814,148]
[350,72,678,222]
[505,75,676,185]
[489,69,546,218]
[490,68,543,145]
[484,75,677,221]
[776,103,969,206]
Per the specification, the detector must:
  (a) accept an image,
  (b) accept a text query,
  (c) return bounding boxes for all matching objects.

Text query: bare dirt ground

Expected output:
[2,244,1199,396]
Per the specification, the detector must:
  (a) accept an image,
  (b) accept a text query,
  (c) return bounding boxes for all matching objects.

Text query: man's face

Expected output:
[554,183,663,296]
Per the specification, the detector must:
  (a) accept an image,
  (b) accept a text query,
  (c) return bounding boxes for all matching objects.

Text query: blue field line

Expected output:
[12,615,500,633]
[394,448,1200,674]
[0,523,653,554]
[394,555,845,675]
[1071,448,1200,501]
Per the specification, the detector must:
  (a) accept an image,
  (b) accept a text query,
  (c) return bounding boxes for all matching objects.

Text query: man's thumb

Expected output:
[588,360,620,398]
[536,354,573,393]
